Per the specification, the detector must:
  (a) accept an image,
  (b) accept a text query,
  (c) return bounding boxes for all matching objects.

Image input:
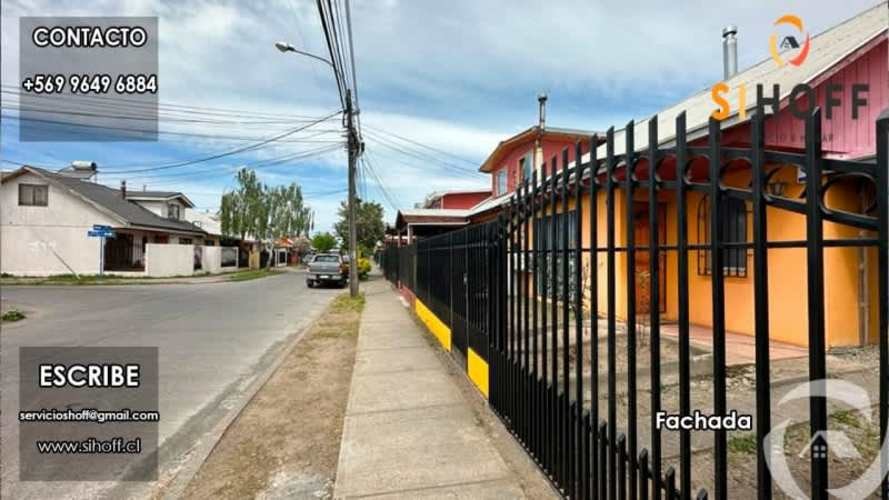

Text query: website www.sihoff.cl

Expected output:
[35,437,141,454]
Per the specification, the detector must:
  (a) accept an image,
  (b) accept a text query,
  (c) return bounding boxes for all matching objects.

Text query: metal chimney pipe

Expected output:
[722,25,738,80]
[537,93,548,130]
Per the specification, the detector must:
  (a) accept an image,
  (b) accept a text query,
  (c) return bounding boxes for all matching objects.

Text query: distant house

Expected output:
[421,189,491,210]
[185,208,223,246]
[1,165,208,276]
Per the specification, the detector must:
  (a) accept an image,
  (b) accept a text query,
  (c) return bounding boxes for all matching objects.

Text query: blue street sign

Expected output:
[92,224,112,231]
[88,230,115,238]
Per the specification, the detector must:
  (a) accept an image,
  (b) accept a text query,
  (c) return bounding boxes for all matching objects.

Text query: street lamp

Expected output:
[275,41,360,298]
[274,41,337,70]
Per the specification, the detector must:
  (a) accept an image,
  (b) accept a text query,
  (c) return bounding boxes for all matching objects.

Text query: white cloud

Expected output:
[1,0,878,232]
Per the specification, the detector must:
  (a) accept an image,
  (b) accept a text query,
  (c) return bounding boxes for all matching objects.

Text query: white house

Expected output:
[1,164,211,276]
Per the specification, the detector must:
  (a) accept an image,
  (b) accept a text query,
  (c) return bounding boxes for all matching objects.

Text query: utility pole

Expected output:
[346,89,360,297]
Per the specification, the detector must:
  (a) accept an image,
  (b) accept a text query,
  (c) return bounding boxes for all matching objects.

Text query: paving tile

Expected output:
[347,368,463,414]
[336,404,510,498]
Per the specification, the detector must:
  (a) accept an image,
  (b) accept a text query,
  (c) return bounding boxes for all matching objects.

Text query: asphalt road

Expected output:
[1,270,340,499]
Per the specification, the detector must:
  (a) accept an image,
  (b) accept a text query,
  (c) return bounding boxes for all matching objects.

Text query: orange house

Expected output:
[491,4,886,348]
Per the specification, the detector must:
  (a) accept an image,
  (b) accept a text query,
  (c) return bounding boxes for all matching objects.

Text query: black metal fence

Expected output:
[383,109,889,499]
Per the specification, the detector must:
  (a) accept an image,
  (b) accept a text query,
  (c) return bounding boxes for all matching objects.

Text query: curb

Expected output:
[133,296,332,500]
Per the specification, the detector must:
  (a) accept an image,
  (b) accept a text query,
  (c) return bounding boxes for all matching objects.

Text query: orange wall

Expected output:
[522,166,877,348]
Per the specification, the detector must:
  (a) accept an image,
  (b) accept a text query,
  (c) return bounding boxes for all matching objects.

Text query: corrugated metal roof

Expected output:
[399,208,471,217]
[588,2,887,161]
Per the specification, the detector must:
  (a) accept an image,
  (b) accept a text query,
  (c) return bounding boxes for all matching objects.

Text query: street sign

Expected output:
[87,229,115,238]
[92,224,112,231]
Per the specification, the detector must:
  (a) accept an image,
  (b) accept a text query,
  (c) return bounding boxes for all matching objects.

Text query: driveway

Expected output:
[1,271,341,499]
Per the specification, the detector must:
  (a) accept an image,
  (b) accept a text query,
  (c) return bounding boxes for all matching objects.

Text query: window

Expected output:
[697,196,748,277]
[167,203,181,220]
[179,238,192,245]
[519,153,533,184]
[533,210,578,296]
[495,169,507,196]
[18,183,48,206]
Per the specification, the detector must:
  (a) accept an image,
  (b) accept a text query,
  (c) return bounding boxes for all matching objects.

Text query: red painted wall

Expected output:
[721,37,887,158]
[490,137,588,196]
[440,191,490,209]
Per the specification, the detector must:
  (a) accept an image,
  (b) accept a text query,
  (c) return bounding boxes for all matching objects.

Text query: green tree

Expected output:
[220,168,313,267]
[311,232,337,253]
[334,199,385,257]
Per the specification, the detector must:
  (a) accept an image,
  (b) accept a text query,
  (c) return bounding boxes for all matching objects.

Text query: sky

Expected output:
[0,0,881,233]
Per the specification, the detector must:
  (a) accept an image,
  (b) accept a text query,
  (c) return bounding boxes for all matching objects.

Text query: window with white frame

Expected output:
[495,169,507,196]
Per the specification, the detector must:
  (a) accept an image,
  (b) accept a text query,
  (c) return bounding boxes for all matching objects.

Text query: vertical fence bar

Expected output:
[708,117,727,500]
[625,120,638,500]
[509,198,517,432]
[561,147,573,493]
[551,154,561,483]
[618,434,628,500]
[606,127,618,500]
[589,135,600,500]
[805,108,828,500]
[524,178,532,449]
[600,421,609,500]
[541,165,551,473]
[750,111,772,499]
[666,467,677,500]
[877,109,889,499]
[639,449,649,500]
[514,181,528,446]
[648,116,664,500]
[574,141,586,500]
[675,112,688,500]
[532,170,540,462]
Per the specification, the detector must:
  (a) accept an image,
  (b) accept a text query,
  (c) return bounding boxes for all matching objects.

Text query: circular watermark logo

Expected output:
[763,378,889,499]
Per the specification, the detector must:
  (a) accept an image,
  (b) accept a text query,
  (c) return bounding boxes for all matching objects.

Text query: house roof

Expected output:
[478,126,600,173]
[395,208,472,228]
[124,190,195,208]
[422,188,491,207]
[4,166,207,235]
[184,208,222,236]
[585,2,887,162]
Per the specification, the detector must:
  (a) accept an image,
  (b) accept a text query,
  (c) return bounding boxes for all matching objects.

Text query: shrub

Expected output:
[2,309,25,322]
[357,258,371,280]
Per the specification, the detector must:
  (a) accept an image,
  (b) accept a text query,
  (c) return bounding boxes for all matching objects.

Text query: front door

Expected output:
[634,202,667,315]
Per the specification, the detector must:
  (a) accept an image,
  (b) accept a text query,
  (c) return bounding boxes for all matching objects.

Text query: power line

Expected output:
[0,85,332,121]
[343,0,361,138]
[1,113,343,143]
[99,110,342,173]
[119,143,344,183]
[361,153,401,212]
[363,129,484,177]
[364,124,478,166]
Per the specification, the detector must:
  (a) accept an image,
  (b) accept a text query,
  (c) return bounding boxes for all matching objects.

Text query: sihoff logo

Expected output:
[769,14,811,67]
[710,13,869,122]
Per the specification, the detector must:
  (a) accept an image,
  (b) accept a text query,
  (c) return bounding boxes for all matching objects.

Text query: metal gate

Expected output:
[384,109,888,499]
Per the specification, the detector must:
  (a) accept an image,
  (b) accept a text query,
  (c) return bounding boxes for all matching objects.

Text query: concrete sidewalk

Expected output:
[334,280,557,499]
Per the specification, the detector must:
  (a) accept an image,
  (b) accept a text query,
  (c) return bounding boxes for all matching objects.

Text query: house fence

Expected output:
[381,109,889,500]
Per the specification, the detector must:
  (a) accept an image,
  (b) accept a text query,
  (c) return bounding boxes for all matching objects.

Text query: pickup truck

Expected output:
[306,253,347,288]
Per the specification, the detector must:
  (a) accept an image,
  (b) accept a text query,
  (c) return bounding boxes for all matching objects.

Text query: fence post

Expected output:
[875,108,888,498]
[804,108,828,500]
[708,117,728,499]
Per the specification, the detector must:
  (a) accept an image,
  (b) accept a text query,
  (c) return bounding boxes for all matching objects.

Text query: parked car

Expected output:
[306,253,347,288]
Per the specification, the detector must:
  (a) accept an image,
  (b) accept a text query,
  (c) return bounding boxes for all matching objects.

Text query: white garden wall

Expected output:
[200,246,238,274]
[145,243,193,277]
